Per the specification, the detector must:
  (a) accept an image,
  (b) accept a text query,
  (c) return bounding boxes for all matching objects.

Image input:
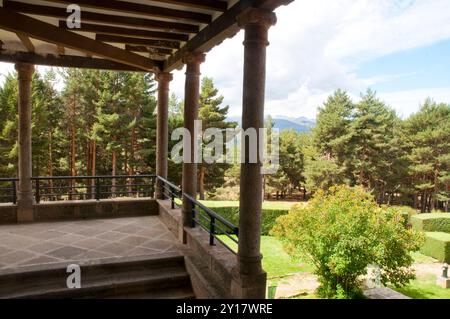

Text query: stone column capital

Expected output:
[182,52,206,66]
[15,63,35,80]
[156,72,173,83]
[237,8,277,29]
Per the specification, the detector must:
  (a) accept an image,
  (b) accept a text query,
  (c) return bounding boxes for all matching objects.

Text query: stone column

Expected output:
[155,72,173,199]
[15,63,35,223]
[231,8,277,299]
[181,52,205,231]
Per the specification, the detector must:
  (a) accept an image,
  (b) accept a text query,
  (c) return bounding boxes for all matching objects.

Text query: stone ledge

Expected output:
[364,287,411,299]
[157,199,237,298]
[0,198,159,224]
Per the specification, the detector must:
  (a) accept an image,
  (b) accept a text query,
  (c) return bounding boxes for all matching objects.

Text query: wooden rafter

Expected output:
[0,51,155,71]
[125,45,173,55]
[16,32,35,52]
[96,34,180,49]
[45,0,212,24]
[3,1,199,34]
[164,0,295,71]
[58,21,189,42]
[150,0,228,12]
[57,45,65,55]
[0,8,159,71]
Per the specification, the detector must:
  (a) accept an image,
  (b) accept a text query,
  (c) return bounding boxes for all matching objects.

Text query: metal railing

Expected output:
[1,174,239,252]
[157,176,239,253]
[0,175,156,203]
[185,193,239,254]
[0,178,18,204]
[157,176,182,209]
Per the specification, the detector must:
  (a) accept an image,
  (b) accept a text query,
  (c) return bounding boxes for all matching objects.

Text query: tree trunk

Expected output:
[198,165,205,200]
[111,150,117,198]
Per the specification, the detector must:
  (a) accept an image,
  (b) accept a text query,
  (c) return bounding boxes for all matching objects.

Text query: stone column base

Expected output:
[436,277,450,289]
[17,206,34,223]
[230,270,267,299]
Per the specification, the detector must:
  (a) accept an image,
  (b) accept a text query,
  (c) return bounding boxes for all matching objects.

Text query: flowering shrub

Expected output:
[271,185,424,298]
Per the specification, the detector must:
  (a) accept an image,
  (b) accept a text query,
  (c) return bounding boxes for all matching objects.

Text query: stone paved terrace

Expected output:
[0,216,180,272]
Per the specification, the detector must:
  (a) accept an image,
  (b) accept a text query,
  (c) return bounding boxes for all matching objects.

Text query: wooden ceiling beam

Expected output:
[45,0,211,24]
[150,0,228,12]
[164,0,294,71]
[0,8,159,71]
[57,45,65,55]
[96,34,180,49]
[16,32,35,52]
[58,21,189,42]
[3,1,199,34]
[125,45,173,55]
[0,51,155,72]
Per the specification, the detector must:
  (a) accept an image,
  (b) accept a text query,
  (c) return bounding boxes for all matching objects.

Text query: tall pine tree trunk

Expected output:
[198,165,205,200]
[48,130,54,201]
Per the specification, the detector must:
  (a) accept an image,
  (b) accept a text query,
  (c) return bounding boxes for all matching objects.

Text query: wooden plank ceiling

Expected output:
[0,0,293,73]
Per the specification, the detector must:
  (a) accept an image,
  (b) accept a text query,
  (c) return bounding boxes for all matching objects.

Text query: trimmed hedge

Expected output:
[411,213,450,233]
[420,232,450,263]
[210,206,290,235]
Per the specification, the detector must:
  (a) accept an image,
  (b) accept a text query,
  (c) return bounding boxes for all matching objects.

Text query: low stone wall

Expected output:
[157,199,237,299]
[0,198,158,224]
[0,204,17,224]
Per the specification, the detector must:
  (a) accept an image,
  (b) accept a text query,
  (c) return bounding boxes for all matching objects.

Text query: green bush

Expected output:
[420,232,450,263]
[271,185,424,299]
[411,213,450,233]
[210,206,289,235]
[390,206,418,226]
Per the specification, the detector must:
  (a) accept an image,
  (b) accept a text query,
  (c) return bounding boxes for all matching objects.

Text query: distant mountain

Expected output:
[226,116,315,133]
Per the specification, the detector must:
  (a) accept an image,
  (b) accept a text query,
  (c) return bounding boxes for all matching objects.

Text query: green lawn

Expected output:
[219,235,312,279]
[394,274,450,299]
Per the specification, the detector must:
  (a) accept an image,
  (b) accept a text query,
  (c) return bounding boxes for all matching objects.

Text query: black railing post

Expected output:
[171,186,175,209]
[210,216,216,246]
[95,177,100,201]
[35,179,40,204]
[12,180,17,204]
[191,202,196,228]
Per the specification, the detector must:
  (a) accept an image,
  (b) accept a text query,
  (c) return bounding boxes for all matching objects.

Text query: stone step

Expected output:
[0,253,194,299]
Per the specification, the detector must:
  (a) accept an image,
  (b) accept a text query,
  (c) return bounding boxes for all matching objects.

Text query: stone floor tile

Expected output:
[96,242,136,256]
[72,237,109,250]
[0,250,37,265]
[47,246,87,259]
[118,235,151,246]
[26,241,64,254]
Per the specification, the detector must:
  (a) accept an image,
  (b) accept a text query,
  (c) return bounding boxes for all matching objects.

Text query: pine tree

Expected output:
[402,99,450,212]
[197,77,236,199]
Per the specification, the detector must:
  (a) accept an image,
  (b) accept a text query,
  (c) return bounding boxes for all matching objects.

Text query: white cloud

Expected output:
[170,0,450,119]
[1,0,450,119]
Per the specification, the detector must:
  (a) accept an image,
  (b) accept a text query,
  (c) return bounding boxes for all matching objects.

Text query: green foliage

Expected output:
[202,201,294,235]
[198,77,236,199]
[211,206,290,235]
[271,185,423,299]
[420,232,450,263]
[401,99,450,212]
[411,213,450,233]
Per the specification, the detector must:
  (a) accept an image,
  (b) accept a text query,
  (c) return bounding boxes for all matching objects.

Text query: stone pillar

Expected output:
[181,52,205,231]
[231,8,277,299]
[15,62,35,222]
[155,72,173,199]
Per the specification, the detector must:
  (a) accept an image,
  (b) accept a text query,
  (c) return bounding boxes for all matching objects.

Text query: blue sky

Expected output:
[355,39,450,93]
[1,0,450,120]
